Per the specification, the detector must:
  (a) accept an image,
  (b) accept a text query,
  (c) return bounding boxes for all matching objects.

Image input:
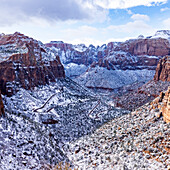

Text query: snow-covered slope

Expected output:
[149,30,170,41]
[1,78,128,169]
[75,66,155,90]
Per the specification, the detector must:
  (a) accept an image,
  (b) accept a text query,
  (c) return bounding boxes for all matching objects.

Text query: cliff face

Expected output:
[46,39,169,71]
[0,32,65,96]
[150,87,170,123]
[115,38,170,56]
[0,91,4,116]
[154,56,170,81]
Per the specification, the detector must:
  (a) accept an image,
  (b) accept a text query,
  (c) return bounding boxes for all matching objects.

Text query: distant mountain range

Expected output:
[46,30,170,90]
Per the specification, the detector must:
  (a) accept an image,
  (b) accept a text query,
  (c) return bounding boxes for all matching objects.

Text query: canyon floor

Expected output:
[0,81,169,169]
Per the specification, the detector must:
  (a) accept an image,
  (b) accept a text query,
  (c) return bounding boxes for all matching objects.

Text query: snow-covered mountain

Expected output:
[46,30,170,90]
[148,30,170,40]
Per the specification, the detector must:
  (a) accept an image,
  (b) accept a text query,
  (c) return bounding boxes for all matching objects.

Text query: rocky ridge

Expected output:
[0,32,65,96]
[64,102,170,170]
[46,30,170,91]
[46,30,170,72]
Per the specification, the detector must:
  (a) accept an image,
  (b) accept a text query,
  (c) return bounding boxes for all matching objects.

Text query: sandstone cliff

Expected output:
[115,38,170,56]
[0,32,65,96]
[150,87,170,123]
[154,56,170,81]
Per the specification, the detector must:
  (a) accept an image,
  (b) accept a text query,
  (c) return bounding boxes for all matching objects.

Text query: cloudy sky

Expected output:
[0,0,170,46]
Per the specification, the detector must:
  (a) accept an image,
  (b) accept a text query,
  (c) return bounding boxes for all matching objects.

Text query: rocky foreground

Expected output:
[63,102,169,170]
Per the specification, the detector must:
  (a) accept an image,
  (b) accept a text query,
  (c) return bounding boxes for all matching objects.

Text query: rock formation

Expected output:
[115,38,170,56]
[154,56,170,81]
[0,91,4,116]
[150,86,170,123]
[0,32,65,96]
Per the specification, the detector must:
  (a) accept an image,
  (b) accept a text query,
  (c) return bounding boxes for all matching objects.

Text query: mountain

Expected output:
[46,30,170,91]
[0,32,65,96]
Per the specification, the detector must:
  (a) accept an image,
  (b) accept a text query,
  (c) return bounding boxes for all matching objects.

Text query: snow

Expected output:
[72,44,87,52]
[149,30,170,40]
[0,78,129,169]
[64,63,88,77]
[75,66,155,89]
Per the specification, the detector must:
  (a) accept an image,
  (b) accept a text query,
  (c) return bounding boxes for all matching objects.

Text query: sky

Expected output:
[0,0,170,46]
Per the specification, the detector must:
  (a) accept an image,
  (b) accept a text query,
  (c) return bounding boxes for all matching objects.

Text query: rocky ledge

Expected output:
[150,86,170,123]
[0,32,65,96]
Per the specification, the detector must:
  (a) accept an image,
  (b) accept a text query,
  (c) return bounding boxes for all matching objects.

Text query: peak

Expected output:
[0,32,37,47]
[50,41,64,44]
[155,30,170,36]
[147,30,170,40]
[138,35,144,39]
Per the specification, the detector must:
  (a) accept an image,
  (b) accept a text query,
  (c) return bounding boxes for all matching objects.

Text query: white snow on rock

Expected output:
[64,63,87,77]
[72,44,87,52]
[75,66,155,89]
[149,30,170,40]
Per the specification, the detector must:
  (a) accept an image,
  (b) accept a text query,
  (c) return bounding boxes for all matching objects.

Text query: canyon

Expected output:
[0,31,169,169]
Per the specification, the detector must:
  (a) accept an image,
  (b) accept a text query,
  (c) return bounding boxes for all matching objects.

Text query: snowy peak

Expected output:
[150,30,170,40]
[72,44,87,52]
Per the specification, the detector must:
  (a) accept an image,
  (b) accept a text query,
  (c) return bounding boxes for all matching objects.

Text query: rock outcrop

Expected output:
[0,32,65,96]
[0,91,4,116]
[150,87,170,123]
[154,56,170,81]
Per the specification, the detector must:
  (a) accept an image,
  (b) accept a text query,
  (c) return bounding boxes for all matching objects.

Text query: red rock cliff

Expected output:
[0,32,65,96]
[150,86,170,123]
[115,38,170,56]
[154,56,170,81]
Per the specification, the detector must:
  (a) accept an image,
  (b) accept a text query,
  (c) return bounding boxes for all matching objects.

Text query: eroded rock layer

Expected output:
[0,32,65,96]
[150,87,170,123]
[154,56,170,81]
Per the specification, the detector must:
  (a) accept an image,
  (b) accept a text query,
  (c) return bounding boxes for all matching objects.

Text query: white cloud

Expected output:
[126,9,133,15]
[0,0,108,26]
[54,18,156,46]
[160,7,170,12]
[162,18,170,28]
[107,20,152,33]
[91,0,167,9]
[131,14,150,21]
